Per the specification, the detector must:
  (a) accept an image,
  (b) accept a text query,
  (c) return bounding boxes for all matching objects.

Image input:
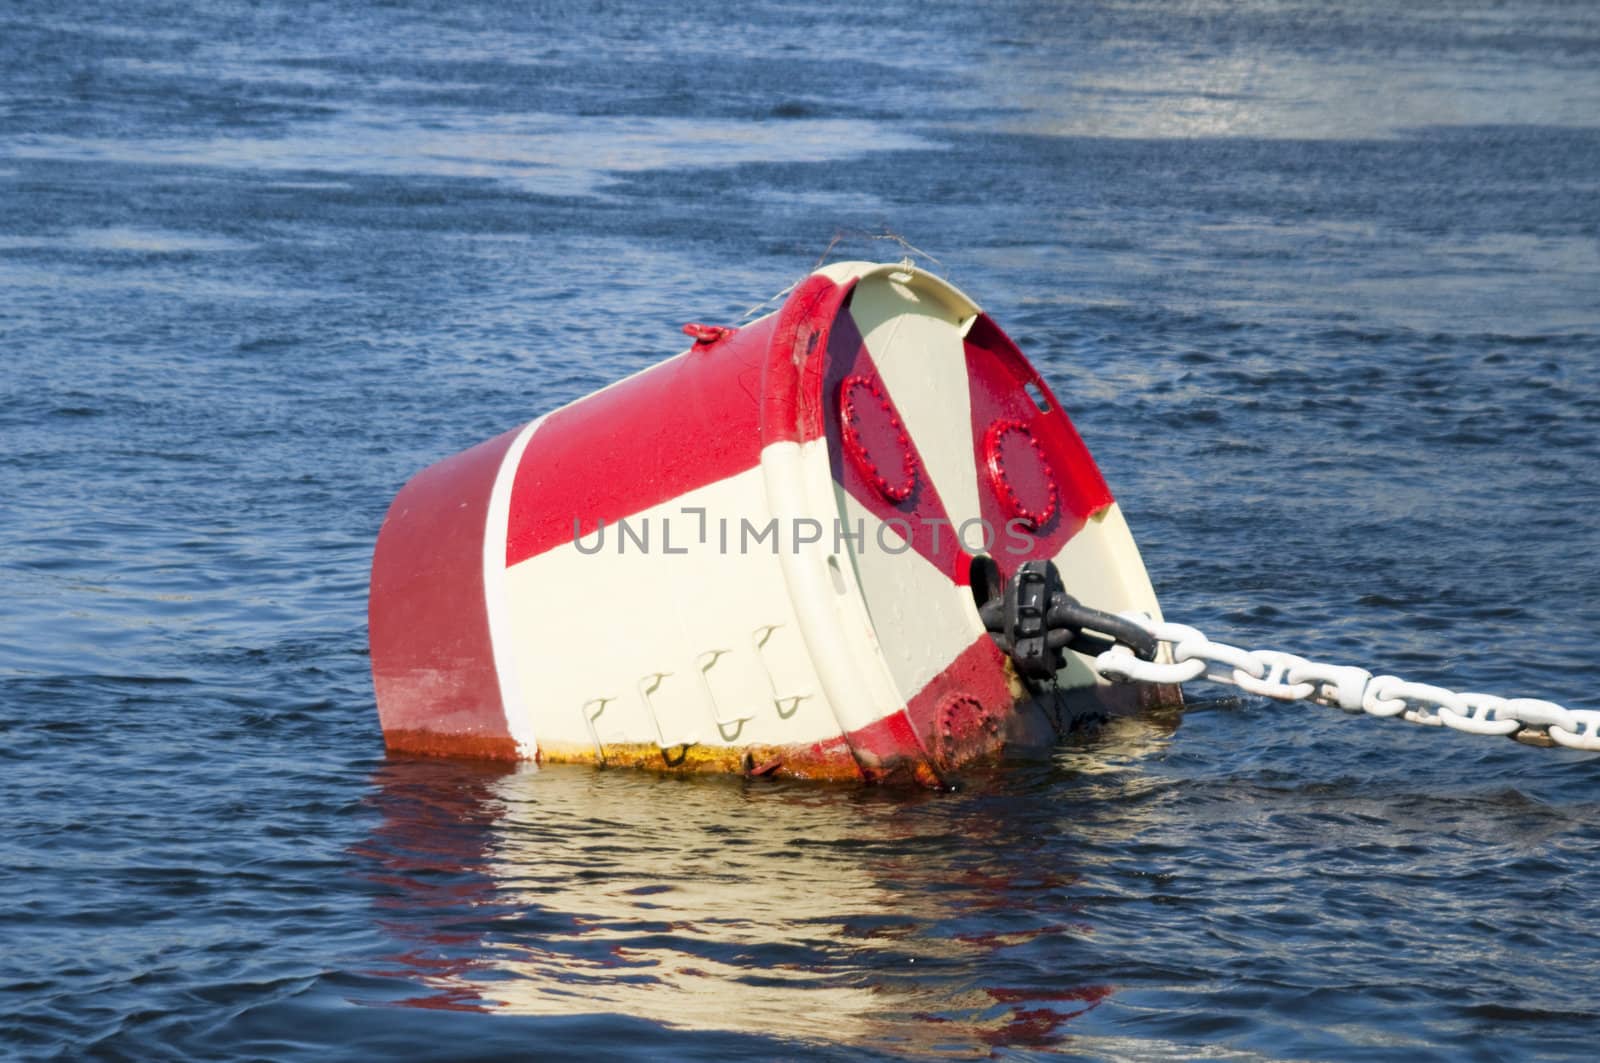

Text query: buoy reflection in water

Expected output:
[355,727,1183,1052]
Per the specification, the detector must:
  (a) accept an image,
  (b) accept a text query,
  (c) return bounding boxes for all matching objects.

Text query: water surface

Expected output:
[3,1,1599,1059]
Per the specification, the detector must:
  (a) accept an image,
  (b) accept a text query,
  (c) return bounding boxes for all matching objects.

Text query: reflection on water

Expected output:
[356,716,1181,1052]
[966,1,1600,141]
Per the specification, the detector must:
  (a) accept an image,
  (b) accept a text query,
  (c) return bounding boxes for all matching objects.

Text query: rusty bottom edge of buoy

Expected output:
[381,681,1182,786]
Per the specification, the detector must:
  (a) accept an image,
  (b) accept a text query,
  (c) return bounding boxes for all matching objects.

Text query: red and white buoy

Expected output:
[369,262,1175,783]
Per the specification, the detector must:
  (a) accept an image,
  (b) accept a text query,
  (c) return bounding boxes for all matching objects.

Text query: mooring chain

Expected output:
[1094,616,1600,752]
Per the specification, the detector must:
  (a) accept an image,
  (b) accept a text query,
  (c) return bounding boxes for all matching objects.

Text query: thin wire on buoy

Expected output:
[736,228,949,323]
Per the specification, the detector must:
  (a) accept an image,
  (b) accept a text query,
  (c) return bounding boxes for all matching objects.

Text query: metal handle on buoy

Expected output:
[977,559,1159,681]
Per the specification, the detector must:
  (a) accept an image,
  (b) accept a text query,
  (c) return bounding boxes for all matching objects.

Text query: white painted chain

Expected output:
[1094,613,1600,751]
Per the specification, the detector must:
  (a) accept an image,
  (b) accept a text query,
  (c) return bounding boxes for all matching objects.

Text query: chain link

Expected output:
[1093,614,1599,752]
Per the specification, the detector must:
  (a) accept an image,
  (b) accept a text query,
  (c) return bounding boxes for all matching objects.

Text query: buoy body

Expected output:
[369,263,1174,783]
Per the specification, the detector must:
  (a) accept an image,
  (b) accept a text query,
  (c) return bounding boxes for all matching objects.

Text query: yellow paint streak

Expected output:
[537,740,868,784]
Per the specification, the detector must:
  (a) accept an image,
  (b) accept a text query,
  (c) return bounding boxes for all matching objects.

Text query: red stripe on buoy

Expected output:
[370,427,523,759]
[762,273,852,445]
[901,636,1018,771]
[506,275,853,567]
[504,317,775,567]
[964,315,1113,581]
[821,306,967,582]
[832,707,938,785]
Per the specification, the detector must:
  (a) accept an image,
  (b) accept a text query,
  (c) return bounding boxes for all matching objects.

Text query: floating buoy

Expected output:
[369,262,1178,783]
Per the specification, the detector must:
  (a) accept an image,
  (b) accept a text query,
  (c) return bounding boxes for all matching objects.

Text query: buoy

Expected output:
[368,261,1178,784]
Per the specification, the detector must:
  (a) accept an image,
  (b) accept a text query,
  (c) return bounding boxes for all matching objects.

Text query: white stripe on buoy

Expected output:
[483,414,548,758]
[500,452,854,756]
[832,484,985,704]
[847,276,985,531]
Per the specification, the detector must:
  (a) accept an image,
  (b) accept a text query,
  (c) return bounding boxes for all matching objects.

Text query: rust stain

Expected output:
[383,729,520,761]
[932,692,1007,771]
[538,740,869,783]
[383,675,1184,783]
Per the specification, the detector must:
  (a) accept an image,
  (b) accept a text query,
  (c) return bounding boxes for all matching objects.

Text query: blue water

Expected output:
[4,1,1600,1059]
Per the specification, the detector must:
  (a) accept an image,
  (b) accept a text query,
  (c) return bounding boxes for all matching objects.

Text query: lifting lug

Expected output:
[977,559,1160,680]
